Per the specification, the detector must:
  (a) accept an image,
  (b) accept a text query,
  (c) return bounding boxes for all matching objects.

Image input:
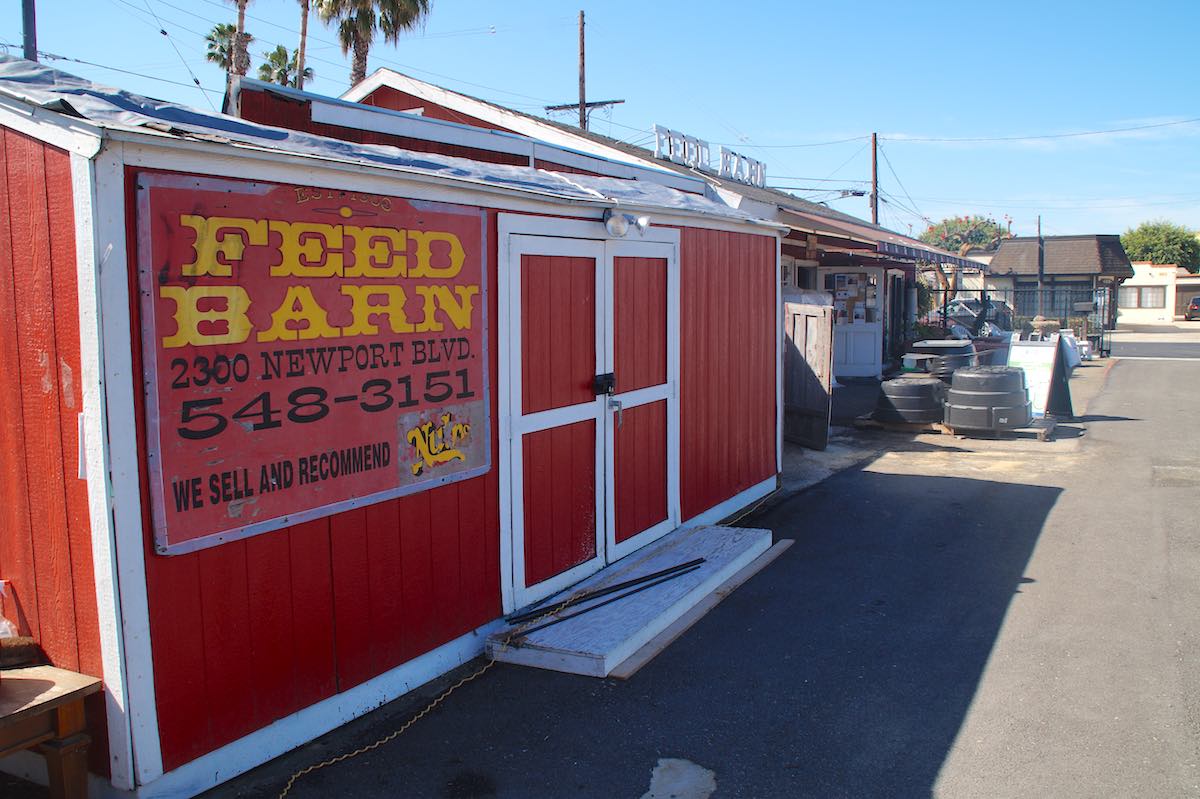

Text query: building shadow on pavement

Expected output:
[203,467,1061,799]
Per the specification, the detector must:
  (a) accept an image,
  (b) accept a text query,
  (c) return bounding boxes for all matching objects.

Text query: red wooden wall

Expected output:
[239,87,610,180]
[133,185,502,770]
[237,87,528,167]
[126,169,774,769]
[359,84,507,131]
[0,126,108,769]
[678,228,777,519]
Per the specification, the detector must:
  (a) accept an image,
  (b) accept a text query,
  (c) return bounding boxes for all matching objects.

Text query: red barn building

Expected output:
[0,58,782,797]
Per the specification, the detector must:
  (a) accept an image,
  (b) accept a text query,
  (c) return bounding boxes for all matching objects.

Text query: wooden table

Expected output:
[0,666,101,799]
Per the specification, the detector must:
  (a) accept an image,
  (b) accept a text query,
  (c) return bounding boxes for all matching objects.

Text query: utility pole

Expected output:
[1037,214,1045,317]
[870,132,879,225]
[544,11,624,129]
[22,0,37,62]
[578,10,586,130]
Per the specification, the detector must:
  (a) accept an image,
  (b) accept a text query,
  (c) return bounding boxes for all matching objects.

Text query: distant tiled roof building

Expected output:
[988,234,1134,279]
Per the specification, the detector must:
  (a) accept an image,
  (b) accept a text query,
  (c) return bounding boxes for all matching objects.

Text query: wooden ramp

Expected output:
[487,525,774,678]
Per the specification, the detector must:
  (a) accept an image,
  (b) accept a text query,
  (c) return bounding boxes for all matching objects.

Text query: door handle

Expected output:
[608,396,623,429]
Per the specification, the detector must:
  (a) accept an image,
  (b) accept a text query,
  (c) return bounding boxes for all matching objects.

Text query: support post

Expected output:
[1037,214,1045,317]
[870,132,878,225]
[22,0,37,62]
[578,10,586,130]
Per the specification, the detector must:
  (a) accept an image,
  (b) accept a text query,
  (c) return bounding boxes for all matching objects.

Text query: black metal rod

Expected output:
[514,563,705,639]
[505,557,706,625]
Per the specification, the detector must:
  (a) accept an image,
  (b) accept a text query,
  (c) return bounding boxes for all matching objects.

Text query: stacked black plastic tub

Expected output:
[873,377,946,425]
[944,366,1032,433]
[909,339,979,382]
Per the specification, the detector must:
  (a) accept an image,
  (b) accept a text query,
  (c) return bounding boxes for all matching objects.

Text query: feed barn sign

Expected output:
[136,174,490,554]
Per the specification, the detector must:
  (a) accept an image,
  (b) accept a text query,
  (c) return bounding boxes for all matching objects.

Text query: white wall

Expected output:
[1118,262,1176,324]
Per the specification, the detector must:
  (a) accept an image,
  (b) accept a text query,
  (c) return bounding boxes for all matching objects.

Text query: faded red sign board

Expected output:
[136,173,489,554]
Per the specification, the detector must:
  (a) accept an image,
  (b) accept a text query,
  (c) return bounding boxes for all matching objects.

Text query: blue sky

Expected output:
[3,0,1198,237]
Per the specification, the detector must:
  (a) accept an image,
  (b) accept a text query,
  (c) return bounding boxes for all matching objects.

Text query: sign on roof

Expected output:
[652,124,766,188]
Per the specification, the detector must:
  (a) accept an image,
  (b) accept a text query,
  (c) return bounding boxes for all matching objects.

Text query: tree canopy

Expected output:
[1120,220,1200,272]
[257,45,314,87]
[316,0,432,86]
[919,215,1012,255]
[206,23,250,72]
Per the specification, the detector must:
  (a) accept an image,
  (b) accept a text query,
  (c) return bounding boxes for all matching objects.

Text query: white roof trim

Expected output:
[0,93,102,157]
[242,76,702,193]
[342,69,686,178]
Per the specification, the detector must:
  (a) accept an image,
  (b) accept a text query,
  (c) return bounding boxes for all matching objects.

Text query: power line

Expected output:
[9,44,223,96]
[711,134,870,149]
[770,175,872,183]
[140,0,216,111]
[182,0,564,105]
[818,140,869,184]
[882,116,1200,144]
[876,141,925,221]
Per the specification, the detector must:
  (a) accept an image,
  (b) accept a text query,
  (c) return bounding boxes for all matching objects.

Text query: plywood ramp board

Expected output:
[487,525,772,677]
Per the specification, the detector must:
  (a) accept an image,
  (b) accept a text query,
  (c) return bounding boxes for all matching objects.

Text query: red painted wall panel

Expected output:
[0,126,107,771]
[360,85,508,132]
[613,400,668,543]
[678,228,777,520]
[520,254,596,414]
[129,171,505,769]
[237,88,528,167]
[124,161,774,769]
[532,159,605,177]
[522,420,597,585]
[614,256,667,393]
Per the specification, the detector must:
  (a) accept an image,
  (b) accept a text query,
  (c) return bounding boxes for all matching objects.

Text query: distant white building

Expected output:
[1118,262,1200,323]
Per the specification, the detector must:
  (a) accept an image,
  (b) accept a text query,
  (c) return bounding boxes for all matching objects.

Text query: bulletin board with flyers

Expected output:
[823,271,880,324]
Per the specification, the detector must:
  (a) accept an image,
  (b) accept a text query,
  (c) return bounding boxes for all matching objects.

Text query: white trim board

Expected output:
[682,476,778,529]
[0,94,103,157]
[486,525,772,677]
[306,95,702,192]
[70,148,137,790]
[342,70,684,178]
[110,135,775,236]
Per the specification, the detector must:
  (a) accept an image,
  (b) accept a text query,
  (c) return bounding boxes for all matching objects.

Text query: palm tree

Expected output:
[226,0,252,76]
[205,23,243,72]
[257,45,314,88]
[315,0,432,87]
[296,0,310,90]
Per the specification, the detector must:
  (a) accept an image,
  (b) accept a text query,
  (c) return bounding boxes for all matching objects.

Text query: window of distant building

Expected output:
[1119,285,1166,308]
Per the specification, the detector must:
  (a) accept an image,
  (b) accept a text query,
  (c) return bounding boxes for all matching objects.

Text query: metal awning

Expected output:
[778,207,984,269]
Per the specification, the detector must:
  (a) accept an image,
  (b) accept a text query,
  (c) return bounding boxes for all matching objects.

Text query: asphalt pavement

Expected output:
[6,331,1197,799]
[187,334,1199,798]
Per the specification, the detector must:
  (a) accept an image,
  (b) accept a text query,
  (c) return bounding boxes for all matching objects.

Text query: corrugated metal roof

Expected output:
[342,69,978,267]
[0,57,772,227]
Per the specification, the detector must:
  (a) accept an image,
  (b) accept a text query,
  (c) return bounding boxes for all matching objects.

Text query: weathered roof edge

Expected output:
[0,56,780,231]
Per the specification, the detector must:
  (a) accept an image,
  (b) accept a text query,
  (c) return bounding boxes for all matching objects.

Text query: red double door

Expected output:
[507,234,679,609]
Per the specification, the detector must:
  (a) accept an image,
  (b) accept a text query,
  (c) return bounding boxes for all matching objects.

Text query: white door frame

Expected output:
[504,234,607,611]
[603,238,680,563]
[497,215,681,614]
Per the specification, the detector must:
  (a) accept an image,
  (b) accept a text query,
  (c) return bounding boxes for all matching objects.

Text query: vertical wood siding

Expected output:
[678,228,777,519]
[134,184,503,769]
[613,401,668,542]
[0,126,108,770]
[613,256,667,393]
[359,85,509,132]
[520,254,596,414]
[125,161,776,769]
[521,420,598,585]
